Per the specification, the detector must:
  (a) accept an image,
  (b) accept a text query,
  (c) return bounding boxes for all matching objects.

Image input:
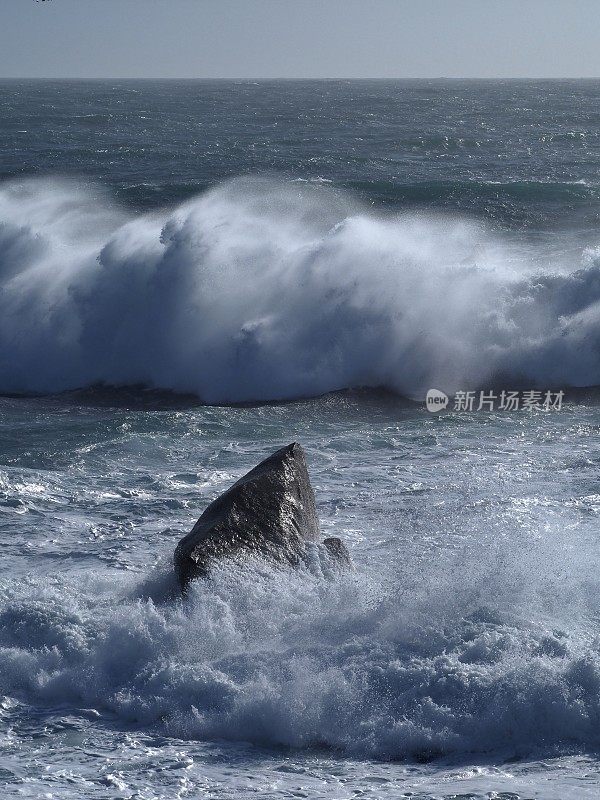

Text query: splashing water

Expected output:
[2,176,600,402]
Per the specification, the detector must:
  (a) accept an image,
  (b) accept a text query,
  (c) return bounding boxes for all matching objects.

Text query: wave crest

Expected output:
[2,176,600,401]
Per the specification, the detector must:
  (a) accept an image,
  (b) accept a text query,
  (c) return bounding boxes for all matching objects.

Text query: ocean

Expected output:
[2,79,600,798]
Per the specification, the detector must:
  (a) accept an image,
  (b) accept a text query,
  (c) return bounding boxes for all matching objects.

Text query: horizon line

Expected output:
[2,75,600,82]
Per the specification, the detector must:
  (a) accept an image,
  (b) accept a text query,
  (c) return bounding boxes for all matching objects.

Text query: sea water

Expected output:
[2,80,600,798]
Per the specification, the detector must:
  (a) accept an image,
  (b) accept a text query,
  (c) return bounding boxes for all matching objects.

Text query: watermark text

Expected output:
[426,389,564,413]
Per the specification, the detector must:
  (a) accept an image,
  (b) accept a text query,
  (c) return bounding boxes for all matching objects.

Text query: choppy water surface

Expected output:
[3,80,600,797]
[2,392,600,798]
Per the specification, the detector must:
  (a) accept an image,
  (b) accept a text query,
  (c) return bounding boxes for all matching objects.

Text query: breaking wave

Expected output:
[2,545,600,761]
[2,175,600,402]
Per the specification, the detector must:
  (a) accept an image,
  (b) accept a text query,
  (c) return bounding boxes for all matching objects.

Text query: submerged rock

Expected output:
[322,536,353,567]
[174,442,350,589]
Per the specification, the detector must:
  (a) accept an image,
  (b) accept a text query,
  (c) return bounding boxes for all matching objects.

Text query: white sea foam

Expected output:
[1,535,600,761]
[1,175,600,402]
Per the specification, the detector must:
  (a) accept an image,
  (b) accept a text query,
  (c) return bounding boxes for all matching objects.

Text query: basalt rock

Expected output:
[174,443,350,590]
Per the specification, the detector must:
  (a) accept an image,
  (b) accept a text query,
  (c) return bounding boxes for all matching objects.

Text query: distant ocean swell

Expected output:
[2,175,600,403]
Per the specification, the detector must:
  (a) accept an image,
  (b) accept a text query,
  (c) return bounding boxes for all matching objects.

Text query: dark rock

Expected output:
[174,442,322,589]
[322,537,354,569]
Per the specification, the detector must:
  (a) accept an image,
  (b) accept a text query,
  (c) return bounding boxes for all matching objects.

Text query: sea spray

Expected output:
[1,525,600,761]
[2,176,600,401]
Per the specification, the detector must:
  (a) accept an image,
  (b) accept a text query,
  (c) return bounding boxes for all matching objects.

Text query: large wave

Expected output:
[2,176,600,402]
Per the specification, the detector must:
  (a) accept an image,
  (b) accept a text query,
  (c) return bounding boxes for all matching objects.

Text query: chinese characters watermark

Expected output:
[426,389,564,414]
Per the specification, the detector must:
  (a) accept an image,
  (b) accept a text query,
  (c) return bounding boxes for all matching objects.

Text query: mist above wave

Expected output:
[2,176,600,402]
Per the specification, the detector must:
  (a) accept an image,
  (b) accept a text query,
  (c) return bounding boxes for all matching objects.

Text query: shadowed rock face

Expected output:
[174,443,322,589]
[322,536,353,568]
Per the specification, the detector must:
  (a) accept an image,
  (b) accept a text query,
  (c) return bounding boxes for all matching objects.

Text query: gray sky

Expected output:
[2,0,600,79]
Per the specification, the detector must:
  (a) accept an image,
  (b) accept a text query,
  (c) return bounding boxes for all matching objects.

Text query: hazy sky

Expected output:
[2,0,600,79]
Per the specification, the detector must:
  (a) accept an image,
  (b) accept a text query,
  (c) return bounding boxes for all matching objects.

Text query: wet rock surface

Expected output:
[175,443,351,589]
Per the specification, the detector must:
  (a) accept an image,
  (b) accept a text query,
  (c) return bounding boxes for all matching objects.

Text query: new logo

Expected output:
[426,389,449,413]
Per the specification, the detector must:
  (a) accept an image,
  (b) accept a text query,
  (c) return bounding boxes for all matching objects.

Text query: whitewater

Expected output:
[2,175,600,402]
[3,79,600,798]
[2,391,600,798]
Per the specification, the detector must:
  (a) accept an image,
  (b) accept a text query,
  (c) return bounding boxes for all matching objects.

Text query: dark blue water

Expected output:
[4,79,600,229]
